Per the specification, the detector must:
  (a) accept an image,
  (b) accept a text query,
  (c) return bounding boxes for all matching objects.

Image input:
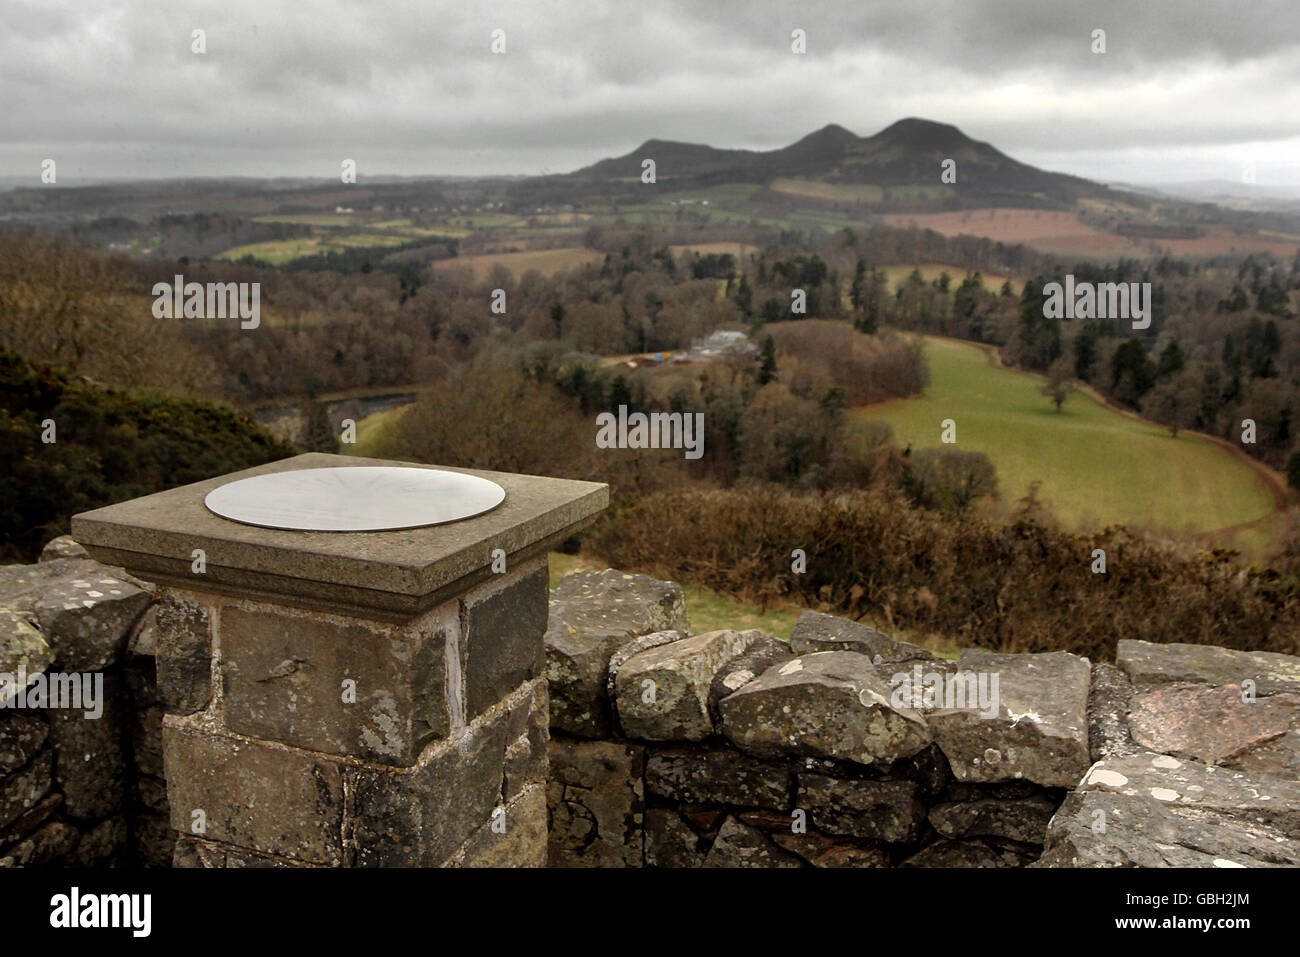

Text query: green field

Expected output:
[215,237,324,263]
[215,232,408,263]
[771,178,884,203]
[856,336,1277,536]
[341,403,413,458]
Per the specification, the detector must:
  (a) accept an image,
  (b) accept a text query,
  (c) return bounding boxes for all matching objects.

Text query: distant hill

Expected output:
[1125,179,1300,214]
[543,117,1114,209]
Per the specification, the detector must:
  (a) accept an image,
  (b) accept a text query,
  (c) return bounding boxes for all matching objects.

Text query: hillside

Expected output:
[855,336,1281,549]
[548,117,1114,209]
[0,350,297,561]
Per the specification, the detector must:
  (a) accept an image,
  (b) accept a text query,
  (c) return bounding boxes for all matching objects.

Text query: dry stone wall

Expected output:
[544,568,1300,868]
[0,537,164,867]
[4,541,1299,868]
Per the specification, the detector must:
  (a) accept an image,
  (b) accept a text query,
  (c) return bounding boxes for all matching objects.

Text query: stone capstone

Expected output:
[790,610,936,663]
[614,629,767,741]
[1039,750,1300,867]
[0,610,53,702]
[1128,683,1300,777]
[545,570,688,737]
[1118,639,1300,696]
[923,650,1091,788]
[33,574,150,672]
[719,651,930,766]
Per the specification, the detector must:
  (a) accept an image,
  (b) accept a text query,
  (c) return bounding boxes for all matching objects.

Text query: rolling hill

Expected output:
[537,117,1115,210]
[855,336,1282,552]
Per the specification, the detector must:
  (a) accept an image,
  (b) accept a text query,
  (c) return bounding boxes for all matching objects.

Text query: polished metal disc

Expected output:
[204,466,506,531]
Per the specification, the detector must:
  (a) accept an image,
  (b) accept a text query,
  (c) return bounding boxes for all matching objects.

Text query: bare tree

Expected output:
[1040,355,1075,413]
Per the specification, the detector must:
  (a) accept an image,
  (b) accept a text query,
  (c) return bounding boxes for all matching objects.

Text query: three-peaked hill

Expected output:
[514,118,1114,211]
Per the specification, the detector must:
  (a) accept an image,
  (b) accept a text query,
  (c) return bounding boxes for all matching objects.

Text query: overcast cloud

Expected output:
[3,0,1298,185]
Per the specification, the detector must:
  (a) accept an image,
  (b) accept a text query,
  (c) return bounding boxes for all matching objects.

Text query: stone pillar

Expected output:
[71,452,607,867]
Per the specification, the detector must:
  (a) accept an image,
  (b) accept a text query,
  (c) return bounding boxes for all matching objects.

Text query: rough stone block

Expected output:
[709,634,793,714]
[221,602,448,764]
[502,679,548,798]
[0,821,79,867]
[154,592,212,715]
[790,611,936,663]
[929,794,1058,844]
[770,830,890,868]
[0,791,61,844]
[349,706,510,867]
[461,564,548,720]
[0,610,53,705]
[172,837,307,868]
[903,743,957,798]
[458,784,548,868]
[607,629,683,719]
[900,838,1022,868]
[1128,683,1300,777]
[0,712,48,775]
[1039,751,1300,867]
[703,816,802,868]
[645,745,792,809]
[547,736,644,867]
[0,750,52,832]
[34,574,150,671]
[924,650,1091,788]
[719,652,930,766]
[545,570,688,737]
[797,774,927,843]
[0,559,105,616]
[163,718,345,865]
[1088,661,1137,761]
[48,673,126,820]
[1224,729,1300,780]
[1118,639,1300,696]
[645,809,706,867]
[615,629,766,741]
[39,536,90,563]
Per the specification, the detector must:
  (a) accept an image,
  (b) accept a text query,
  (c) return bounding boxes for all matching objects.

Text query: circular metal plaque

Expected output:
[203,467,506,532]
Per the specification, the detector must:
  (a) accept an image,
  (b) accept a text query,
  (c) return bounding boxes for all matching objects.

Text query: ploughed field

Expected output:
[878,209,1300,259]
[855,336,1278,539]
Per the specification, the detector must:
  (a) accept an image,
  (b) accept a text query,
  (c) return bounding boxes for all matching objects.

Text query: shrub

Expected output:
[0,350,296,561]
[590,485,1299,659]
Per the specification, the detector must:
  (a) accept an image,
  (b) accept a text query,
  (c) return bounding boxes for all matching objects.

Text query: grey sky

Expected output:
[3,0,1298,185]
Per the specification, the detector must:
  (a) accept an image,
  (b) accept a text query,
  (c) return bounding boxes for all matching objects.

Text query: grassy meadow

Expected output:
[855,336,1278,538]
